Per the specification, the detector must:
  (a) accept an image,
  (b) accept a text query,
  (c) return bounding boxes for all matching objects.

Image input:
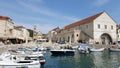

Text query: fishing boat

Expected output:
[90,48,105,52]
[50,49,75,55]
[0,52,41,68]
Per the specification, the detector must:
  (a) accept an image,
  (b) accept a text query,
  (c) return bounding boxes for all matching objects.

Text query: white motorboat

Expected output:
[71,45,78,49]
[90,48,105,52]
[0,52,41,68]
[38,46,47,51]
[108,45,120,52]
[78,44,90,54]
[24,51,46,65]
[109,48,120,52]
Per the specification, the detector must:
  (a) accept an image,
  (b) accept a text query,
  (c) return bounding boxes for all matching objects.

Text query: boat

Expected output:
[0,52,41,68]
[16,49,46,65]
[90,48,105,52]
[24,51,46,65]
[109,48,120,52]
[108,45,120,52]
[50,49,75,55]
[71,45,79,50]
[78,44,90,54]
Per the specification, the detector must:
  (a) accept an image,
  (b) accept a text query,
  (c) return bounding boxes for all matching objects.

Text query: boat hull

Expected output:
[109,48,120,52]
[0,52,42,68]
[50,50,75,55]
[90,48,105,52]
[0,64,40,68]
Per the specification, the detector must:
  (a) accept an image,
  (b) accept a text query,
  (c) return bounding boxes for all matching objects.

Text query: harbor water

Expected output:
[0,50,120,68]
[44,50,120,68]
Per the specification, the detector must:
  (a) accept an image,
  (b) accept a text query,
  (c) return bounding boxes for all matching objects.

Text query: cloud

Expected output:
[16,0,79,21]
[16,0,43,4]
[16,0,54,16]
[93,0,109,7]
[0,0,80,34]
[14,0,80,33]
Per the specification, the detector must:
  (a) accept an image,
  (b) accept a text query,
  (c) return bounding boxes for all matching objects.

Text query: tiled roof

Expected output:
[64,12,104,30]
[117,25,120,30]
[0,16,10,20]
[14,26,25,30]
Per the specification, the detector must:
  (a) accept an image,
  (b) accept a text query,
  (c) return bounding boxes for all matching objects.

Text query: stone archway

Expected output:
[101,33,112,44]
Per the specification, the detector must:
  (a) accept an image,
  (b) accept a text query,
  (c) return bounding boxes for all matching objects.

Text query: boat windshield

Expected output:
[0,58,3,61]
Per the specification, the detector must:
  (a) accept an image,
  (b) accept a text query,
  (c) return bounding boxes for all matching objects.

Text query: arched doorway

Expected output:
[101,33,112,44]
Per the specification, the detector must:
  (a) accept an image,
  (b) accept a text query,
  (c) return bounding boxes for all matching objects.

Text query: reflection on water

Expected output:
[1,51,120,68]
[44,51,120,68]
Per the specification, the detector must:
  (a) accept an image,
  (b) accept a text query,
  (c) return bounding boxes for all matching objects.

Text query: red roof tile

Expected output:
[64,12,104,30]
[117,25,120,30]
[0,16,10,20]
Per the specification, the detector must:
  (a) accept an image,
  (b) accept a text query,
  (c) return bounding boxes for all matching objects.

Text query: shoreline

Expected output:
[0,42,112,54]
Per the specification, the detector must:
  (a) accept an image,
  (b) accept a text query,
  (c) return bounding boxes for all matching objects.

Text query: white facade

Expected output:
[93,12,116,44]
[49,12,117,44]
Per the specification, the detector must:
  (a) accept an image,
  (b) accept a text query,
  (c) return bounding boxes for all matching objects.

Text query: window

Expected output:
[72,34,74,38]
[76,34,79,37]
[105,25,107,29]
[98,24,100,29]
[111,25,113,29]
[86,25,88,28]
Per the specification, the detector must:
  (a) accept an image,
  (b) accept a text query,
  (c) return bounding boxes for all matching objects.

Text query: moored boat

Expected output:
[71,45,79,49]
[109,48,120,52]
[90,48,105,52]
[108,45,120,52]
[50,49,75,55]
[78,44,90,54]
[0,52,41,68]
[24,52,46,65]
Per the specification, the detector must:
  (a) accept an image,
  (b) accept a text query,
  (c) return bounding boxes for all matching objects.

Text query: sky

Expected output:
[0,0,120,34]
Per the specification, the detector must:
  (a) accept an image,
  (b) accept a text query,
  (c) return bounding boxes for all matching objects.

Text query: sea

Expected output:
[1,50,120,68]
[44,50,120,68]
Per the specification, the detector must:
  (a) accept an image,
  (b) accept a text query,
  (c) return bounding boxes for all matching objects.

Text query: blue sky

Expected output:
[0,0,120,34]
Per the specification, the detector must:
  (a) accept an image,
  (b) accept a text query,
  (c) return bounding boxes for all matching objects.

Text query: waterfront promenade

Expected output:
[0,42,112,54]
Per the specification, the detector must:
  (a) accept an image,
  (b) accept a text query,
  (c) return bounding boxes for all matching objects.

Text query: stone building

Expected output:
[49,12,117,44]
[46,27,60,43]
[0,16,30,44]
[0,16,14,39]
[11,26,30,44]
